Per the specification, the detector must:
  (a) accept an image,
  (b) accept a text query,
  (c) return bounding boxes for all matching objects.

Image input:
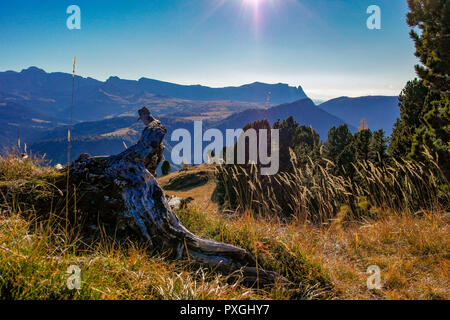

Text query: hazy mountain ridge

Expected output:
[28,115,197,173]
[136,78,307,104]
[0,101,65,150]
[319,96,399,135]
[28,98,354,167]
[0,67,307,121]
[0,67,401,166]
[213,98,356,140]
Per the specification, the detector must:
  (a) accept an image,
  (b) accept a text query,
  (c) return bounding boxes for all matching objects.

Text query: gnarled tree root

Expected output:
[67,107,281,287]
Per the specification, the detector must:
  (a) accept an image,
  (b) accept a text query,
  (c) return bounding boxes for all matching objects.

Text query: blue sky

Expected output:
[0,0,417,101]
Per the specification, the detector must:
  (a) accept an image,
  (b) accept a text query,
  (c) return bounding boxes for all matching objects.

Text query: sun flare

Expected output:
[244,0,263,5]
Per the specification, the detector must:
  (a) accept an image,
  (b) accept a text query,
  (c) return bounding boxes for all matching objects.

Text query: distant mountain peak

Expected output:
[21,66,46,74]
[319,96,399,135]
[213,97,352,141]
[0,66,310,120]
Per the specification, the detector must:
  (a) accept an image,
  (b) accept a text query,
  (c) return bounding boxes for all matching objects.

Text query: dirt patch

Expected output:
[159,164,216,191]
[158,164,218,211]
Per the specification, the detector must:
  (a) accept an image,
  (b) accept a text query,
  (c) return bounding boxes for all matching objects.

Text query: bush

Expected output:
[161,160,171,176]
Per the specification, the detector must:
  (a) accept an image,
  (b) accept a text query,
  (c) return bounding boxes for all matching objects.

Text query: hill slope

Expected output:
[214,98,354,140]
[1,156,447,300]
[28,115,195,173]
[0,101,64,150]
[29,99,353,165]
[319,96,399,135]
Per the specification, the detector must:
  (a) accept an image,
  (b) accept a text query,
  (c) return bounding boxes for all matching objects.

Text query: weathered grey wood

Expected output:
[69,107,278,285]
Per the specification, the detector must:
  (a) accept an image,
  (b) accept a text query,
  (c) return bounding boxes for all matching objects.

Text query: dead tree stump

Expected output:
[68,107,278,286]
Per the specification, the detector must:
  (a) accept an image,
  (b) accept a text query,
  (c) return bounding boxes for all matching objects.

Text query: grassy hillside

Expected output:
[158,164,218,211]
[0,156,448,300]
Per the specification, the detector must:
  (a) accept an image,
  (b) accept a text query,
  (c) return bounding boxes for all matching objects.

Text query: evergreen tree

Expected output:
[407,0,450,93]
[161,160,171,176]
[272,117,322,171]
[292,126,321,168]
[368,130,388,165]
[406,0,450,179]
[388,79,429,159]
[324,125,355,176]
[354,129,372,162]
[240,119,271,165]
[273,116,300,172]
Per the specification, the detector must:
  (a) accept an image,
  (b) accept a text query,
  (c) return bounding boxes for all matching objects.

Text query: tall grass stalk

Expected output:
[66,56,76,234]
[216,150,449,223]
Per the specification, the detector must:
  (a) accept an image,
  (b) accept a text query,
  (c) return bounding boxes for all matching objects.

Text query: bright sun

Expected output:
[244,0,263,5]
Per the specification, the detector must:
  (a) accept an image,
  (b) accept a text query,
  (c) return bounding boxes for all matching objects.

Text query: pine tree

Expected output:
[273,117,300,172]
[324,125,355,176]
[406,0,450,179]
[388,79,428,159]
[368,130,388,165]
[240,119,271,166]
[407,0,450,94]
[161,160,171,176]
[272,117,322,171]
[292,126,321,168]
[354,129,372,162]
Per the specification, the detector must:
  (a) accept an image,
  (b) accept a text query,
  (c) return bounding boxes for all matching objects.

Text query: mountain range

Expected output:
[27,99,349,168]
[0,67,401,169]
[213,98,354,139]
[0,100,63,150]
[0,67,306,121]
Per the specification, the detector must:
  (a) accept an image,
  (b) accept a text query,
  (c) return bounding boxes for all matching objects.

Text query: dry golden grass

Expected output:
[0,214,258,300]
[174,196,449,300]
[164,163,449,300]
[216,149,448,222]
[289,211,449,299]
[0,153,57,181]
[0,156,448,300]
